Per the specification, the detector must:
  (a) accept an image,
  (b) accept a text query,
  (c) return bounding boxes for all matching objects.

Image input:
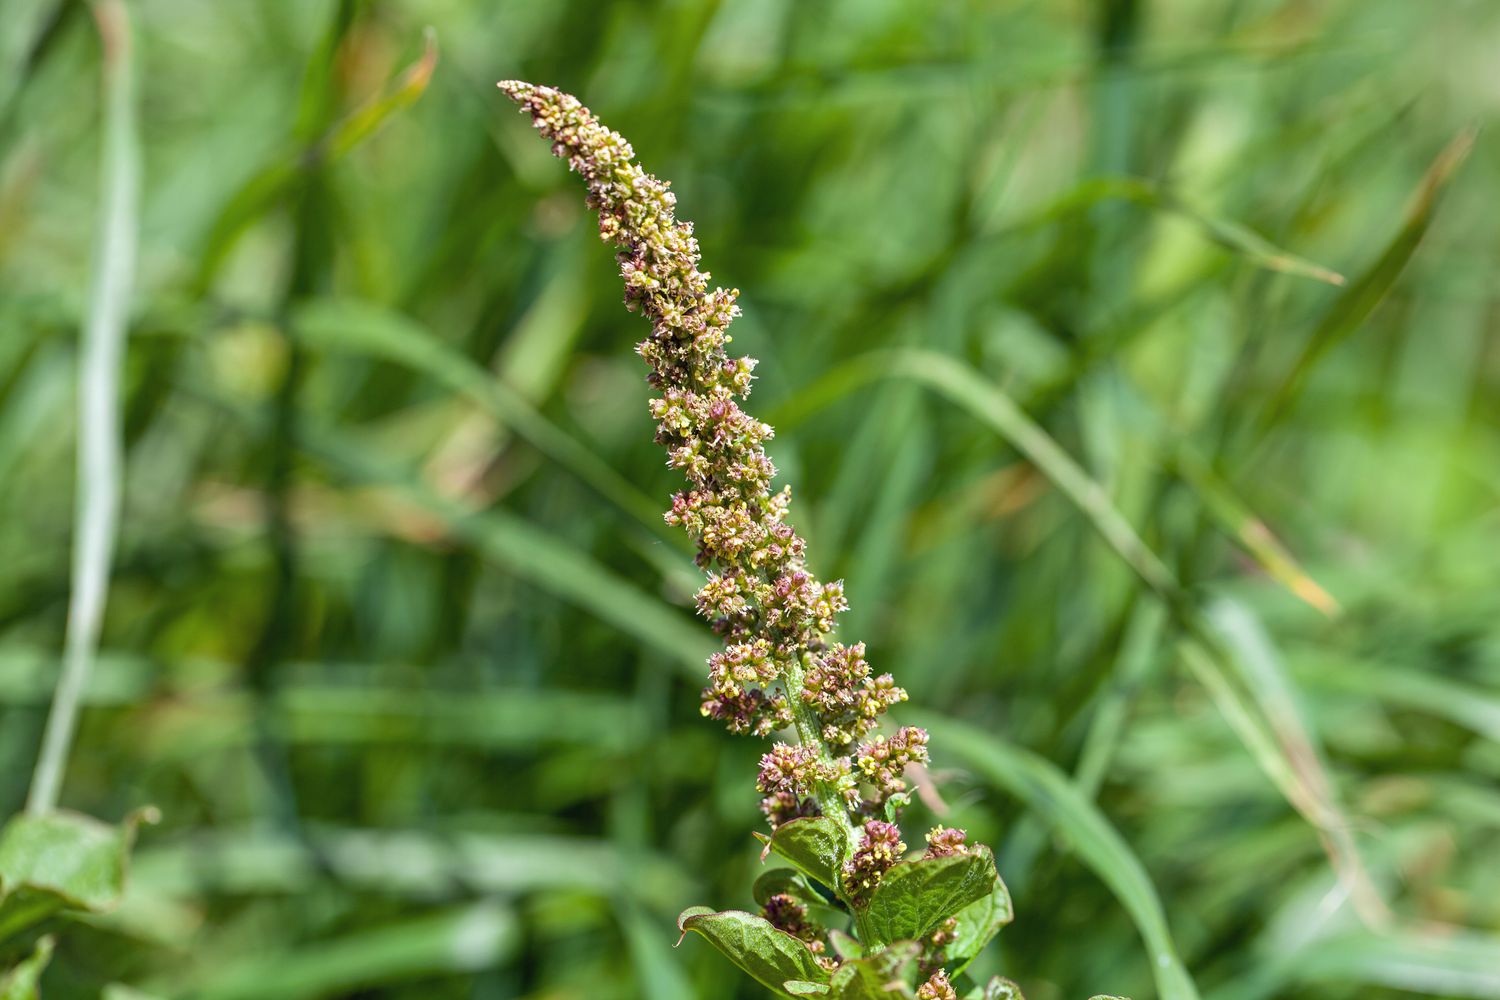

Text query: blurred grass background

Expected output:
[3,0,1500,997]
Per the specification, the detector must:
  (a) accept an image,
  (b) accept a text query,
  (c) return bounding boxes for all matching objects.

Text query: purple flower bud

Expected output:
[923,827,970,860]
[760,791,819,828]
[854,726,930,804]
[762,893,825,954]
[757,742,819,795]
[843,820,906,905]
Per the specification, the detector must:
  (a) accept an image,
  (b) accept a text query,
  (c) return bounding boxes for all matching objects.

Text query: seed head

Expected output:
[500,79,935,877]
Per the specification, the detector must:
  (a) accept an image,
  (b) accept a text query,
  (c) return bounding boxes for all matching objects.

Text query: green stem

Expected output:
[781,654,882,946]
[781,657,859,847]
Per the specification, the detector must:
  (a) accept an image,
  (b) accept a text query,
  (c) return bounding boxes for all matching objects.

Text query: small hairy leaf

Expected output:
[0,936,53,1000]
[754,817,849,893]
[862,848,998,945]
[677,907,830,996]
[828,941,920,999]
[946,876,1014,975]
[0,809,153,943]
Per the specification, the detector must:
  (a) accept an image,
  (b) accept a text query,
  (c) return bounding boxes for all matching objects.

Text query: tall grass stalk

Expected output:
[27,0,139,815]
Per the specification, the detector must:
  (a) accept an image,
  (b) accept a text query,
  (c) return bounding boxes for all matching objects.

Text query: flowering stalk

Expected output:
[500,81,1008,998]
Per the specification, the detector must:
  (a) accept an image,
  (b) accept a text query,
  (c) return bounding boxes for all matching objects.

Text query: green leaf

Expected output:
[753,868,824,908]
[676,907,831,996]
[0,935,52,1000]
[881,792,911,823]
[827,941,920,999]
[827,929,862,961]
[786,982,831,996]
[966,978,1024,1000]
[861,848,998,945]
[946,877,1014,975]
[0,809,154,942]
[754,817,850,894]
[753,868,846,928]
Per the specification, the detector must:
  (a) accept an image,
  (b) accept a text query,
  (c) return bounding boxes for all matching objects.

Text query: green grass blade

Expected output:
[618,897,697,1000]
[28,0,139,815]
[291,297,676,545]
[169,903,517,1000]
[193,30,438,289]
[1006,176,1345,286]
[874,348,1178,595]
[184,384,712,678]
[795,349,1376,915]
[127,827,694,911]
[1257,128,1476,429]
[318,28,437,161]
[1198,600,1385,924]
[1172,451,1339,616]
[1288,648,1500,743]
[1074,598,1168,797]
[1291,930,1500,998]
[139,685,655,755]
[295,419,711,679]
[346,462,712,680]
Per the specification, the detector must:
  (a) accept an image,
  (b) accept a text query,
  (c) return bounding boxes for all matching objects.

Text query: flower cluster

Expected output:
[916,970,958,1000]
[920,917,960,980]
[803,642,909,750]
[855,726,930,802]
[762,893,827,955]
[923,826,969,860]
[843,820,906,905]
[497,80,929,830]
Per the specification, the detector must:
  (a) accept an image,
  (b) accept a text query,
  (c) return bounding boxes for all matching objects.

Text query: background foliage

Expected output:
[2,0,1499,997]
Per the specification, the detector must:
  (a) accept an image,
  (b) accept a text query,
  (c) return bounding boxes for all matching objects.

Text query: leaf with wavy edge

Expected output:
[0,808,155,943]
[753,817,849,894]
[862,848,998,945]
[947,876,1014,975]
[677,907,831,997]
[828,940,921,999]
